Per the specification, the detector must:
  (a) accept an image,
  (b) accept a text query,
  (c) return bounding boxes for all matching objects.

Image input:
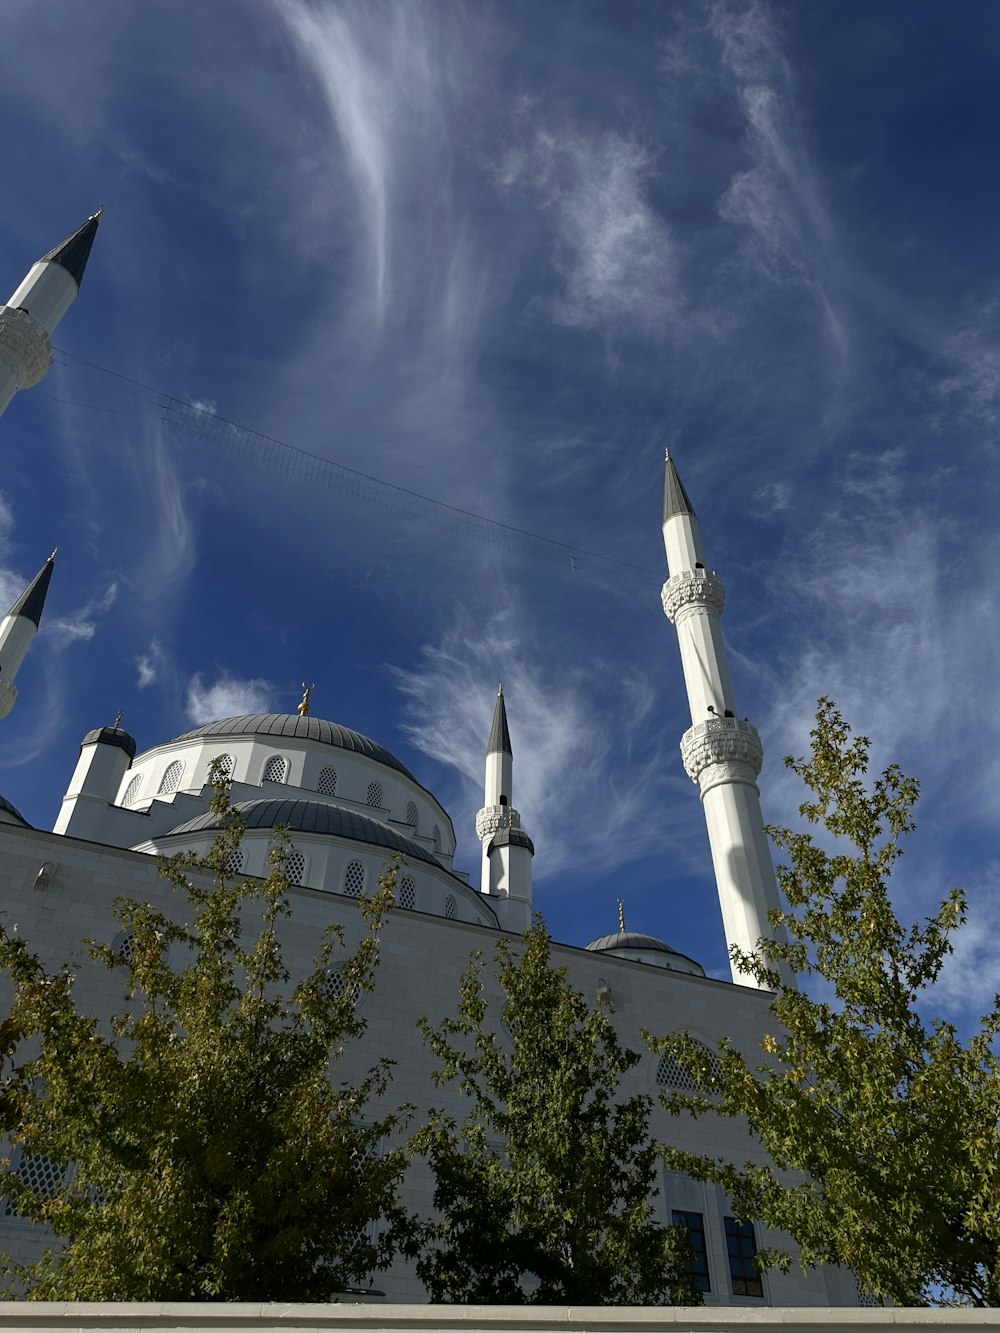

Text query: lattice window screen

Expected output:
[1,1150,66,1217]
[158,760,183,795]
[366,780,383,807]
[318,765,338,796]
[444,895,457,920]
[285,851,305,886]
[398,875,415,910]
[405,801,418,827]
[344,861,365,896]
[122,775,142,806]
[214,753,235,781]
[262,755,287,784]
[655,1041,722,1094]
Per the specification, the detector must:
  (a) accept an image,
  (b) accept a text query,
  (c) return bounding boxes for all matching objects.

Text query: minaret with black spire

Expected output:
[660,451,783,986]
[0,211,102,418]
[475,685,534,933]
[0,550,57,718]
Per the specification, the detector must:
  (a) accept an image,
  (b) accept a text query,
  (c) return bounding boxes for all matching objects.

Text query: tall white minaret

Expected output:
[475,685,534,933]
[0,551,57,719]
[660,452,783,987]
[0,211,102,418]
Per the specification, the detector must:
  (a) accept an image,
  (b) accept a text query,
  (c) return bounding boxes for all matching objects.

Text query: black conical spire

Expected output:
[487,683,512,756]
[7,551,57,628]
[663,449,696,522]
[39,211,102,289]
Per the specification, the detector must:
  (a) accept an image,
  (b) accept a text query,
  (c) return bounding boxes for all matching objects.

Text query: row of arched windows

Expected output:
[122,754,448,857]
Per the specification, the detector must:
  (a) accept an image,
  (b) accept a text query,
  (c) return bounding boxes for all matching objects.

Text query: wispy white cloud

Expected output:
[496,126,676,334]
[45,581,118,647]
[929,861,1000,1020]
[393,603,685,884]
[136,638,166,688]
[186,671,274,725]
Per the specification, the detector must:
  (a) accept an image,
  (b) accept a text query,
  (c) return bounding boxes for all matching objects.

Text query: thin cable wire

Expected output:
[52,346,664,585]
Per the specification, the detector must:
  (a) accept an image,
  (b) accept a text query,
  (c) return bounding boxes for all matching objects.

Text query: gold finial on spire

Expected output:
[498,682,503,697]
[664,448,671,462]
[298,682,315,717]
[617,898,627,933]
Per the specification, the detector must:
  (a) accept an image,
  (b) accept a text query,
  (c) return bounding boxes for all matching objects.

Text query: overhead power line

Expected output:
[52,347,664,587]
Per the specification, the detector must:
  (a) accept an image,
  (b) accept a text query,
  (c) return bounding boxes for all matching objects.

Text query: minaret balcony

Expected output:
[475,804,521,840]
[680,716,763,784]
[0,306,52,388]
[661,568,725,623]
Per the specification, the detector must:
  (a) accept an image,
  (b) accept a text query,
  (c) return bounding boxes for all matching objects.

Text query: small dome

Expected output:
[81,725,137,759]
[586,930,705,977]
[488,827,535,855]
[167,714,415,779]
[162,798,440,867]
[0,793,30,827]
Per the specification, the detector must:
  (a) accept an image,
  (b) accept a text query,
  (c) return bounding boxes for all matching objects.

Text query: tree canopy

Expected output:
[413,920,701,1305]
[0,779,407,1301]
[652,699,1000,1307]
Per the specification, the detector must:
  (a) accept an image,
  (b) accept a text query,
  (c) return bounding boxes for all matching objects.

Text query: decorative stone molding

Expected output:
[660,569,725,623]
[680,716,763,784]
[475,804,521,840]
[0,305,53,388]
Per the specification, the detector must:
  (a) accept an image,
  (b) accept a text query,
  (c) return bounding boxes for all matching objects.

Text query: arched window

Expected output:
[113,932,136,968]
[398,875,415,910]
[320,966,364,1011]
[262,755,287,784]
[405,800,418,827]
[1,1149,66,1218]
[158,760,183,795]
[366,780,383,808]
[655,1040,722,1094]
[432,824,442,852]
[343,860,365,897]
[122,774,142,806]
[285,850,306,886]
[318,765,337,796]
[221,847,244,876]
[214,753,235,782]
[444,895,457,920]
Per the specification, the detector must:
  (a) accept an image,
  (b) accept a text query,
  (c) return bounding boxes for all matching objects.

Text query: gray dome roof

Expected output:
[163,798,439,867]
[0,794,30,827]
[586,930,705,976]
[170,714,416,780]
[488,827,535,855]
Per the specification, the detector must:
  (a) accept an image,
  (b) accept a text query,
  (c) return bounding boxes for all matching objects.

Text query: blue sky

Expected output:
[1,0,998,1024]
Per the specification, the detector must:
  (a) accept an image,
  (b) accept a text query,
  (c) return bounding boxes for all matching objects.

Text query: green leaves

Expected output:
[0,772,407,1301]
[651,699,1000,1307]
[414,921,701,1306]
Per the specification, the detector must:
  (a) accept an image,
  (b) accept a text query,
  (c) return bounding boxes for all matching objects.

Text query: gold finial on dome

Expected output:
[617,898,627,933]
[298,682,315,717]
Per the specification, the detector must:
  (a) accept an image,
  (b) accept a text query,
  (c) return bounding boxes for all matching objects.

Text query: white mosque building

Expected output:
[0,217,864,1307]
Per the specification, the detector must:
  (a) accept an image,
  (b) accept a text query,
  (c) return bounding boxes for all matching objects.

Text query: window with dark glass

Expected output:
[724,1216,763,1297]
[672,1210,710,1292]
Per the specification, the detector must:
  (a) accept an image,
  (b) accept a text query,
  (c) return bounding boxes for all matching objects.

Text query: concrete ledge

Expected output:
[0,1306,994,1332]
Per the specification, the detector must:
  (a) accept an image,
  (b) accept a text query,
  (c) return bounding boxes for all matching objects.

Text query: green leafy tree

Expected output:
[0,776,408,1301]
[413,921,701,1305]
[652,699,1000,1307]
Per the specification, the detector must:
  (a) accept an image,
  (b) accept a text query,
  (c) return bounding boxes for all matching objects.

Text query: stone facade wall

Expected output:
[0,825,854,1307]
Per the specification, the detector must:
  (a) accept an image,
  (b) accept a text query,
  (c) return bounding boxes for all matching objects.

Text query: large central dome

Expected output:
[170,714,416,779]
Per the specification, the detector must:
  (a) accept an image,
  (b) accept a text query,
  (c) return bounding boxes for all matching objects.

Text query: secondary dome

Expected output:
[163,797,440,867]
[0,793,30,827]
[169,714,416,779]
[586,930,705,977]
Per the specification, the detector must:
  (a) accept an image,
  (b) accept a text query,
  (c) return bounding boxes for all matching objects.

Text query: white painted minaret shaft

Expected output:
[0,213,101,418]
[476,686,533,934]
[661,452,782,987]
[0,552,56,719]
